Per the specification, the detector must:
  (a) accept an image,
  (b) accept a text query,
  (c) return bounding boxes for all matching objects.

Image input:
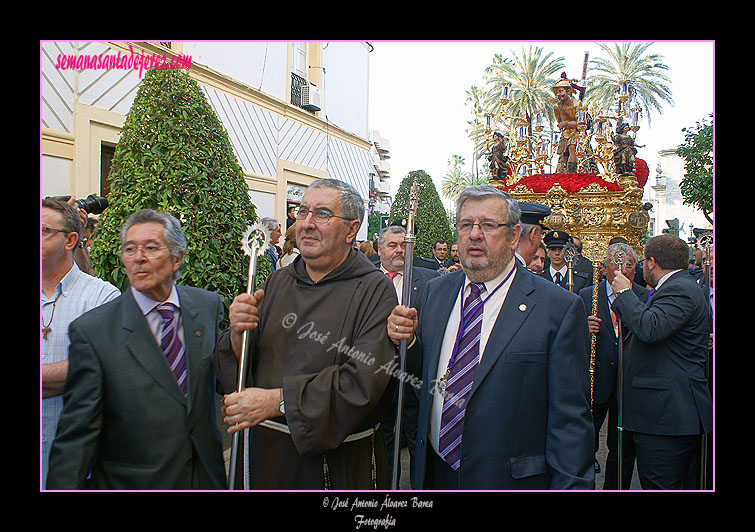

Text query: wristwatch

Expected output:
[279,395,285,415]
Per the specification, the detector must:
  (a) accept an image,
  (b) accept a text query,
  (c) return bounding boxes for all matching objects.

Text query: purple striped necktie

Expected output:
[157,303,187,395]
[439,282,485,470]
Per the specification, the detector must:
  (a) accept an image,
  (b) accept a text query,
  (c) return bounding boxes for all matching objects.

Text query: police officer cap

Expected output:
[692,228,712,240]
[518,202,551,230]
[544,230,570,249]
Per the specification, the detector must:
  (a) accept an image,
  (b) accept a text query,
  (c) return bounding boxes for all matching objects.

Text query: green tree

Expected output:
[89,67,267,316]
[441,155,489,201]
[586,42,673,126]
[465,85,491,172]
[389,170,454,257]
[483,46,565,129]
[677,114,713,224]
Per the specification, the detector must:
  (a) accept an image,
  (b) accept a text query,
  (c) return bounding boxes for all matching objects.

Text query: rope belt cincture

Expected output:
[258,420,380,489]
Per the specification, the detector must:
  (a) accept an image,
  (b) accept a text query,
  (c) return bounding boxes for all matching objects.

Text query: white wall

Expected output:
[322,42,370,139]
[182,42,288,102]
[41,155,73,198]
[249,190,276,220]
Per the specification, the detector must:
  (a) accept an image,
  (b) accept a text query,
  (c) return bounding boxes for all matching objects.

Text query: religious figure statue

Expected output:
[612,120,644,175]
[553,76,580,174]
[488,132,510,181]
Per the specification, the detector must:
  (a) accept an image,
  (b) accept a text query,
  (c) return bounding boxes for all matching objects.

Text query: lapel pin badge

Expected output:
[519,304,527,312]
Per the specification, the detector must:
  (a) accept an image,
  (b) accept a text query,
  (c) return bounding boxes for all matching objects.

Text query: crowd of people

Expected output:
[41,180,713,491]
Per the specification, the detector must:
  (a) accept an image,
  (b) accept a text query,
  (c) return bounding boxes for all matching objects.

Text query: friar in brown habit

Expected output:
[214,179,398,489]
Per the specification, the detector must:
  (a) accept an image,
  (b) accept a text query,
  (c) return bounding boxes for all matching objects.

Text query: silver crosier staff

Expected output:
[227,222,270,490]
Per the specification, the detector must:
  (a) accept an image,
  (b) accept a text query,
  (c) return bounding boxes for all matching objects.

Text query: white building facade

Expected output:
[642,148,712,242]
[41,41,390,240]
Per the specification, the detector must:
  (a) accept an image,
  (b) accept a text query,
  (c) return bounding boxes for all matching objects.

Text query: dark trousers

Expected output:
[593,391,636,489]
[633,432,700,490]
[426,447,458,490]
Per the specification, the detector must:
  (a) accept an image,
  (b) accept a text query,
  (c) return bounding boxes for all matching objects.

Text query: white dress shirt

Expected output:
[429,257,517,454]
[549,264,567,284]
[379,264,404,301]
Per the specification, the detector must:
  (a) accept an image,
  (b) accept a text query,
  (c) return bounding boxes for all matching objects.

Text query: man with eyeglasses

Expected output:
[376,222,439,488]
[387,185,594,490]
[41,198,120,488]
[47,209,227,490]
[214,178,398,489]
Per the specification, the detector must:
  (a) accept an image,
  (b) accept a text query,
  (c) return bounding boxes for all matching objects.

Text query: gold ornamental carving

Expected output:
[498,174,649,264]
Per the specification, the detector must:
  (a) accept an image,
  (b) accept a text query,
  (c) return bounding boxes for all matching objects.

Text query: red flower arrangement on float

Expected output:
[501,158,649,193]
[634,158,649,187]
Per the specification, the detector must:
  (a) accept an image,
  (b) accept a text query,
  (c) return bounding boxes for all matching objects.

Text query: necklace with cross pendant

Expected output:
[42,300,57,340]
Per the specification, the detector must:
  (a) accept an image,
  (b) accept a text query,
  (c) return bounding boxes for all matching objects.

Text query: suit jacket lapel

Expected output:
[422,271,464,388]
[177,286,214,412]
[472,265,535,395]
[177,286,199,409]
[122,289,187,405]
[597,281,616,339]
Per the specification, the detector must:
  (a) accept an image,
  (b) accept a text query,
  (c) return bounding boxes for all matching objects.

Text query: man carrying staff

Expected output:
[388,186,594,490]
[214,178,398,489]
[579,242,649,488]
[610,234,712,489]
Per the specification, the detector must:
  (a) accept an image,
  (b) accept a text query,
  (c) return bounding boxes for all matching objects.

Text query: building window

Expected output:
[101,143,115,197]
[291,42,307,79]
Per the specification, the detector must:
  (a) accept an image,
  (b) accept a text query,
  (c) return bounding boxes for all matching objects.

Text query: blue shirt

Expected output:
[41,263,119,486]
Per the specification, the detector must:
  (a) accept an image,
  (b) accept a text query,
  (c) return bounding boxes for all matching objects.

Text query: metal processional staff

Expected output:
[228,222,270,490]
[563,240,577,292]
[391,179,420,490]
[612,249,628,489]
[698,231,712,490]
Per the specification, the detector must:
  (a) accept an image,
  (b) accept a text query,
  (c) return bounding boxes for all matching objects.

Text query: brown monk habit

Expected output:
[213,249,398,489]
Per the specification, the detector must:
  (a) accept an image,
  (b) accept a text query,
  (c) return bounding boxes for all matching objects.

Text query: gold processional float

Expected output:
[485,72,651,405]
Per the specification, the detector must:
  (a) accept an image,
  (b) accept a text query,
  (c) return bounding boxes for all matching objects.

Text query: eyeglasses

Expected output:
[456,221,514,234]
[296,207,353,224]
[120,244,167,260]
[42,226,73,236]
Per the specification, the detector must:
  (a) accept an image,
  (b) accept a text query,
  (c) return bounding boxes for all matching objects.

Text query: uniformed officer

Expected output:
[541,230,590,292]
[515,201,551,267]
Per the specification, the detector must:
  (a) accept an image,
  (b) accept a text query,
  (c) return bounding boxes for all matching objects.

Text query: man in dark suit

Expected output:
[579,242,649,489]
[540,230,590,293]
[415,240,455,272]
[47,209,227,490]
[610,234,712,490]
[376,223,439,488]
[515,201,550,267]
[571,236,594,287]
[388,186,594,489]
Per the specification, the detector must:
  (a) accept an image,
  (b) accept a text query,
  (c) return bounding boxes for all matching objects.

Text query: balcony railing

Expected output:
[290,72,307,109]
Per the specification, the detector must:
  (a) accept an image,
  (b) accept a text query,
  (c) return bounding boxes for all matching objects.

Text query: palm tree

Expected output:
[483,46,566,132]
[465,85,490,177]
[467,46,565,175]
[585,42,673,127]
[441,155,488,201]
